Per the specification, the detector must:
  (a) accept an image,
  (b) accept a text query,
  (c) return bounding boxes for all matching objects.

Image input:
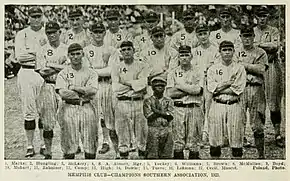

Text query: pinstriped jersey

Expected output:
[104,29,133,49]
[61,28,91,48]
[170,28,199,51]
[210,28,241,47]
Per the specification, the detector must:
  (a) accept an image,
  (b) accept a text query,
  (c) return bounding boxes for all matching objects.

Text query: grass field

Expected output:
[4,76,285,160]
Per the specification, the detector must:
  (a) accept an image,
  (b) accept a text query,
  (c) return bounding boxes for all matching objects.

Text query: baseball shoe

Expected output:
[44,154,52,159]
[99,143,110,154]
[129,143,136,152]
[40,146,46,156]
[243,137,252,148]
[275,135,285,148]
[25,148,35,157]
[76,146,82,154]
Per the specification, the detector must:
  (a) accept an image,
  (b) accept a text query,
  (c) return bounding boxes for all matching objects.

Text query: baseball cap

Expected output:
[120,41,134,49]
[68,9,83,18]
[28,7,43,16]
[219,7,231,15]
[219,40,234,50]
[106,9,120,19]
[195,23,209,33]
[145,11,158,23]
[151,75,167,86]
[179,45,191,53]
[255,6,269,16]
[183,9,194,20]
[45,21,60,33]
[68,43,83,53]
[151,26,165,36]
[240,26,254,35]
[91,22,106,33]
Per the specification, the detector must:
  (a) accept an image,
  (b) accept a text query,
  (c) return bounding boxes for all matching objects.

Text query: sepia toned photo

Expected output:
[4,4,286,161]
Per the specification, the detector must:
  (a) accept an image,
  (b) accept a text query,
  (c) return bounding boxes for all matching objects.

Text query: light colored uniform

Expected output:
[210,28,241,48]
[170,29,199,51]
[56,66,98,155]
[133,29,151,59]
[104,29,133,49]
[254,25,282,112]
[83,44,120,130]
[143,96,174,159]
[15,26,46,121]
[207,61,246,148]
[167,66,204,152]
[111,60,150,154]
[235,46,268,134]
[61,28,91,48]
[36,42,68,131]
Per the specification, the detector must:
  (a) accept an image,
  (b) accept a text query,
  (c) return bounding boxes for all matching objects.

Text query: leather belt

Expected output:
[21,65,35,69]
[45,79,56,84]
[246,82,262,86]
[117,96,143,101]
[98,77,111,82]
[213,98,239,105]
[65,99,90,106]
[174,101,198,108]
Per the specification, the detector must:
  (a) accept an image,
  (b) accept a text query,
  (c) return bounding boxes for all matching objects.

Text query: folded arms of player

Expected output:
[241,53,268,74]
[143,98,174,123]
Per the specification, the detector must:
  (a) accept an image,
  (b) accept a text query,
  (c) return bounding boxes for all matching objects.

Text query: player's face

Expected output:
[256,14,269,26]
[146,20,158,30]
[46,30,60,43]
[152,83,166,95]
[69,16,83,30]
[152,33,165,49]
[68,50,83,65]
[220,14,232,27]
[107,17,120,30]
[92,31,106,42]
[121,46,134,60]
[30,14,43,27]
[179,52,192,65]
[240,33,254,47]
[183,17,195,32]
[196,31,210,44]
[220,47,234,63]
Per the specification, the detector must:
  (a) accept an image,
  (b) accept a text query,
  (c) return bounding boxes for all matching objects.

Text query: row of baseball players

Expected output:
[14,6,283,159]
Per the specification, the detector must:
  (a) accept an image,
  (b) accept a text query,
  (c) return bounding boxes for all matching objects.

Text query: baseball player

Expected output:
[207,41,247,159]
[210,7,241,48]
[253,6,284,148]
[143,75,174,159]
[55,43,98,159]
[36,21,69,159]
[83,22,120,156]
[111,41,150,159]
[170,9,199,51]
[61,8,91,48]
[236,27,268,159]
[104,9,133,49]
[167,45,204,159]
[15,6,47,157]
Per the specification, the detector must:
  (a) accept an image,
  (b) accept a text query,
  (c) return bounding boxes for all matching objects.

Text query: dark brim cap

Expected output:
[120,41,134,48]
[106,9,120,19]
[219,7,231,15]
[145,11,158,22]
[68,43,83,53]
[183,9,194,19]
[196,23,209,33]
[68,9,83,18]
[219,40,234,50]
[151,26,165,36]
[28,7,43,16]
[179,45,191,53]
[151,75,167,85]
[45,21,60,33]
[240,26,254,35]
[255,6,269,15]
[91,22,106,33]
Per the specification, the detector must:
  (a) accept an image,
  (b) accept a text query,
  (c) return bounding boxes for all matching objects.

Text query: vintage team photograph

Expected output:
[4,4,286,160]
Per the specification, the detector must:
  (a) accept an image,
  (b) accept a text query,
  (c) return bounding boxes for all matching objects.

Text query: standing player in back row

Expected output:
[253,6,284,148]
[36,21,69,159]
[83,22,120,157]
[56,43,99,159]
[15,6,47,157]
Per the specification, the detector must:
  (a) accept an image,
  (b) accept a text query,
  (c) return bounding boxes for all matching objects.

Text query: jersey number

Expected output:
[47,49,53,56]
[141,37,146,43]
[148,50,156,56]
[68,33,73,40]
[89,50,94,57]
[116,34,122,41]
[122,67,128,73]
[67,73,74,78]
[175,72,183,77]
[238,51,247,57]
[265,32,270,41]
[216,33,221,39]
[216,69,223,75]
[196,50,202,56]
[181,34,186,40]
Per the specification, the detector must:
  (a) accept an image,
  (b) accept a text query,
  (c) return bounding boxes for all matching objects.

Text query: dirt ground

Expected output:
[4,77,285,160]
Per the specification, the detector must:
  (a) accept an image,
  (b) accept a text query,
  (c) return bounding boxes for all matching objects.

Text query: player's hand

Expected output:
[39,38,47,46]
[59,56,67,64]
